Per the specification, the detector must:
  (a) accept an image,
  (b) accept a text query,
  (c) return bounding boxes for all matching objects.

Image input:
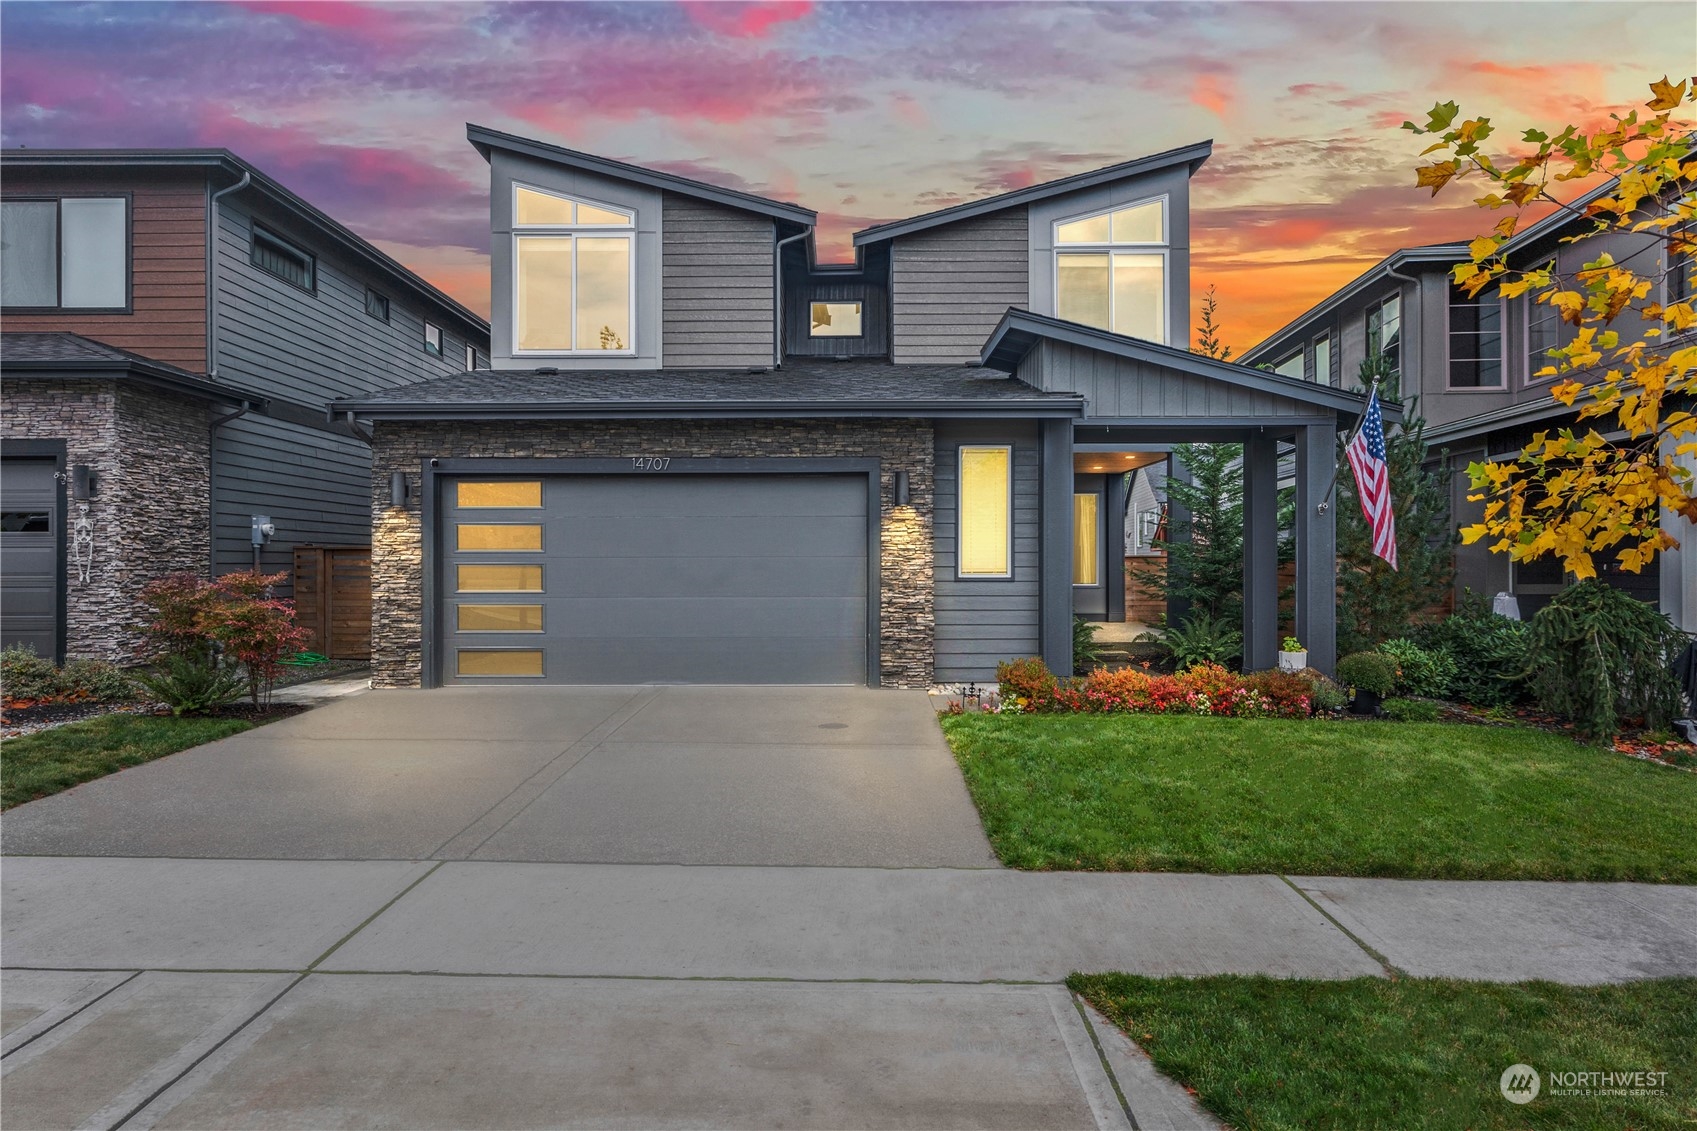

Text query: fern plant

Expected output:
[1155,613,1243,672]
[1072,616,1106,674]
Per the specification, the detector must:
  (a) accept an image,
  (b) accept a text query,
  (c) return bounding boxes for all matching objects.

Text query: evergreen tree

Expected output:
[1335,358,1456,653]
[1194,284,1232,361]
[1153,443,1245,624]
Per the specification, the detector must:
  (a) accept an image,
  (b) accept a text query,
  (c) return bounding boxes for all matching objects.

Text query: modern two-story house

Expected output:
[1242,183,1696,629]
[0,149,491,663]
[334,125,1381,690]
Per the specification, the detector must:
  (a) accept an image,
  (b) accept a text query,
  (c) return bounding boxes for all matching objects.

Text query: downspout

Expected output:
[204,170,251,578]
[773,228,811,368]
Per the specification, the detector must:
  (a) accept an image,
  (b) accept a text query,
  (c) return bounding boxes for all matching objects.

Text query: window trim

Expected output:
[808,300,865,339]
[510,182,638,358]
[1444,283,1504,392]
[1051,193,1169,247]
[250,224,316,294]
[956,444,1015,581]
[423,321,443,356]
[464,342,479,371]
[1312,332,1333,386]
[1050,194,1170,345]
[0,192,133,314]
[364,287,390,323]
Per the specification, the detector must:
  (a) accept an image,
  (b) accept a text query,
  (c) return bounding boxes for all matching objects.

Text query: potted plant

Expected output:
[1336,652,1397,716]
[1279,636,1307,673]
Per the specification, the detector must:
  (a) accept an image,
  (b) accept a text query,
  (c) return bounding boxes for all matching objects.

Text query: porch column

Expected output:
[1164,453,1193,630]
[1242,434,1279,671]
[1040,419,1075,675]
[1295,420,1339,675]
[1105,468,1129,623]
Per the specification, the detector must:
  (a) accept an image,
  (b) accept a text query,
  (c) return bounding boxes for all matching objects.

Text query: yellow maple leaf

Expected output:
[1646,76,1688,112]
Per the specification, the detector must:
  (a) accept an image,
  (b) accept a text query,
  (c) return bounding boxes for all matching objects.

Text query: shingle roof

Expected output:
[1,332,252,404]
[335,358,1083,420]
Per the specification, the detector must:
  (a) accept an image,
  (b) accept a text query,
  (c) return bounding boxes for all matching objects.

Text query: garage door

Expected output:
[0,459,61,660]
[441,474,870,685]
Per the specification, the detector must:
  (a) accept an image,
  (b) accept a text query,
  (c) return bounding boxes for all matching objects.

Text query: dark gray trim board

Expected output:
[345,400,1083,422]
[854,140,1213,246]
[418,457,883,689]
[0,439,69,664]
[467,124,816,229]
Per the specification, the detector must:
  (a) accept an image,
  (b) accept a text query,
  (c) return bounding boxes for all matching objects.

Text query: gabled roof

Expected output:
[1,332,256,406]
[467,124,817,229]
[0,148,489,339]
[981,308,1395,421]
[333,358,1082,421]
[852,140,1213,247]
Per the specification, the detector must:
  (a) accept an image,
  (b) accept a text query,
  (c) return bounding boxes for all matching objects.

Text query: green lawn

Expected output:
[1071,973,1697,1130]
[941,714,1697,880]
[2,714,255,809]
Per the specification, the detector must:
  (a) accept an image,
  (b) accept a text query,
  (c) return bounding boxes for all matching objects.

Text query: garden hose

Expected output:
[282,651,330,667]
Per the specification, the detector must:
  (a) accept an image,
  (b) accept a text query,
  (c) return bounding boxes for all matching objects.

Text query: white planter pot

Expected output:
[1278,650,1307,673]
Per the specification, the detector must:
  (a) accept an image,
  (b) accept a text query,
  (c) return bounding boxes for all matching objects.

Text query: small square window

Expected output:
[364,288,390,322]
[250,227,315,292]
[810,302,863,337]
[423,322,443,356]
[464,342,479,370]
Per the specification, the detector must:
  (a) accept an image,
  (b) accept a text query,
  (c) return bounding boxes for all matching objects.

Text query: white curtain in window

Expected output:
[60,197,126,308]
[1,201,58,307]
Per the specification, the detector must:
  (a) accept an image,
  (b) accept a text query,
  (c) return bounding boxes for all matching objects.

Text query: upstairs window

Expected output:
[364,288,390,322]
[423,321,443,356]
[1271,351,1304,379]
[1053,198,1166,344]
[251,226,315,292]
[512,184,634,354]
[1526,297,1566,382]
[1313,334,1332,385]
[1,196,128,310]
[1448,284,1502,388]
[1669,210,1695,308]
[464,342,479,370]
[1365,293,1401,384]
[810,301,862,337]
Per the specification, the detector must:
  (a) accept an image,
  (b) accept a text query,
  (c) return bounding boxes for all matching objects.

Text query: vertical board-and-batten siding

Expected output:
[1,170,208,372]
[661,192,775,367]
[891,207,1030,364]
[933,421,1041,682]
[1027,341,1298,419]
[211,200,479,581]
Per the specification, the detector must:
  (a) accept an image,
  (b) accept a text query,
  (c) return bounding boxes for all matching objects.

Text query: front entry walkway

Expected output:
[0,685,998,868]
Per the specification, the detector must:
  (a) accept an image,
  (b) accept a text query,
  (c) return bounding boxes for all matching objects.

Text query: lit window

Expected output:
[457,650,544,677]
[456,524,543,551]
[958,445,1012,578]
[456,564,543,592]
[1313,334,1332,386]
[464,342,479,370]
[1272,352,1304,379]
[1449,284,1502,388]
[1072,493,1100,586]
[1,196,128,309]
[513,183,634,353]
[1054,199,1166,343]
[457,604,544,633]
[424,322,443,356]
[251,226,315,292]
[364,288,390,322]
[1365,293,1401,382]
[456,481,542,508]
[810,301,863,337]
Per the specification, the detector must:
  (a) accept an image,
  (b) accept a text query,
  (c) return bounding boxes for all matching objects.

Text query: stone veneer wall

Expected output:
[2,379,211,662]
[369,419,936,689]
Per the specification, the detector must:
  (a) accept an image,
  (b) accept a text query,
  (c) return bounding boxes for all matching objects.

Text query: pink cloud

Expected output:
[890,91,929,130]
[678,1,813,38]
[227,1,400,34]
[1190,73,1235,119]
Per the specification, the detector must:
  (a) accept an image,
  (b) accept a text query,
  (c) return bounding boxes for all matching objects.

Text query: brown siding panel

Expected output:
[1,170,208,372]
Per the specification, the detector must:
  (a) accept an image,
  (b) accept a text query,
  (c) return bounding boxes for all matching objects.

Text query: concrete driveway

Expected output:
[0,684,998,868]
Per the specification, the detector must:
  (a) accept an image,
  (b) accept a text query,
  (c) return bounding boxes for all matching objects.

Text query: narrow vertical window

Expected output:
[1072,493,1100,586]
[1448,284,1502,388]
[1526,298,1565,381]
[1313,334,1332,385]
[423,322,443,356]
[464,342,479,370]
[1366,293,1402,382]
[958,445,1012,578]
[364,288,390,322]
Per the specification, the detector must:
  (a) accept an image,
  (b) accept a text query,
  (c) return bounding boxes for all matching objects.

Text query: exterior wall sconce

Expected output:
[71,465,97,500]
[390,471,410,508]
[893,469,910,507]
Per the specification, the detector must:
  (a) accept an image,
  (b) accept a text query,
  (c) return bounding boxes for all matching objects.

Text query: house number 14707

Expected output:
[631,456,671,471]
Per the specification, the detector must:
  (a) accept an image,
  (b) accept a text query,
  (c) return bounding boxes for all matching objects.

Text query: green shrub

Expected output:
[1073,616,1105,674]
[1419,592,1529,707]
[1524,579,1687,742]
[60,658,138,702]
[1336,652,1397,697]
[1382,697,1443,722]
[1158,613,1243,672]
[1,644,61,701]
[1306,678,1349,714]
[132,652,245,717]
[1379,638,1458,699]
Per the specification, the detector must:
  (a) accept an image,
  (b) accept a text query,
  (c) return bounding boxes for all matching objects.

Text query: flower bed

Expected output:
[992,658,1312,718]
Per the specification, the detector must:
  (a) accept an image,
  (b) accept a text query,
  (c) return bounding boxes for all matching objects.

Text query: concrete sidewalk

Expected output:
[6,857,1696,1129]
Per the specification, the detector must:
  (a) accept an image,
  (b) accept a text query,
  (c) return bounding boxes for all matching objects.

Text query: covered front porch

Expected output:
[982,310,1392,678]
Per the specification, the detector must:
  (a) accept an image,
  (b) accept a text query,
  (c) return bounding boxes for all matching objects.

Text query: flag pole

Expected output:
[1315,372,1380,515]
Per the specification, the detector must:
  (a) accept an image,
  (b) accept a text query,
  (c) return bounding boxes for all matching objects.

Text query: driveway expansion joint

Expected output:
[1278,873,1405,978]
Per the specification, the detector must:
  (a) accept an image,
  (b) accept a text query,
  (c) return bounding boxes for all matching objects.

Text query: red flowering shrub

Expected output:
[1004,659,1314,719]
[1241,670,1315,718]
[138,570,310,706]
[996,657,1062,711]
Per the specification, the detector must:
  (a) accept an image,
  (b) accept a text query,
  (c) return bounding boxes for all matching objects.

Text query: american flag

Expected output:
[1345,391,1398,570]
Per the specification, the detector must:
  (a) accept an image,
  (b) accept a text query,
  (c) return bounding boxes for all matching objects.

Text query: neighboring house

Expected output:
[0,149,491,663]
[333,125,1381,689]
[1241,183,1695,628]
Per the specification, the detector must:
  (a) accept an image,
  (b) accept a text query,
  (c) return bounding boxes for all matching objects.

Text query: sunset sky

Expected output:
[2,0,1689,352]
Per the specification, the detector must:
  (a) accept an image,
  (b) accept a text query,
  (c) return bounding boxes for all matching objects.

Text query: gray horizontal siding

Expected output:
[933,421,1040,683]
[661,193,775,367]
[213,415,373,589]
[892,207,1029,364]
[1032,340,1295,418]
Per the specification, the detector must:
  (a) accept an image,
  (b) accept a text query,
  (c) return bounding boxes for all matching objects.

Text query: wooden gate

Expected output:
[293,545,371,660]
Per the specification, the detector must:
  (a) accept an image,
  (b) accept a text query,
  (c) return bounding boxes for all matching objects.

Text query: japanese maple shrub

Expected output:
[135,571,309,712]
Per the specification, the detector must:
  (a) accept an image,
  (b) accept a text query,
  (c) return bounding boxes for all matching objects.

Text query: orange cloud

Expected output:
[1190,73,1235,119]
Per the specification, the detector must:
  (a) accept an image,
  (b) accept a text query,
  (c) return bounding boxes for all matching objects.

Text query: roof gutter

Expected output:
[206,169,250,380]
[329,399,1086,422]
[772,228,811,367]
